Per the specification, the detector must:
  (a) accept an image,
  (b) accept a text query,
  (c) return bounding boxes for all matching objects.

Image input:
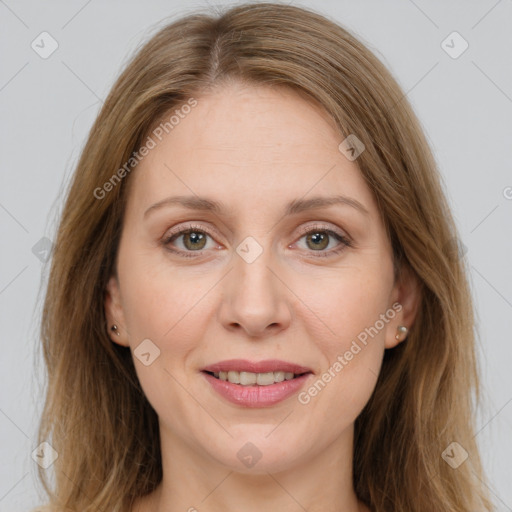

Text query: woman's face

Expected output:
[106,82,417,474]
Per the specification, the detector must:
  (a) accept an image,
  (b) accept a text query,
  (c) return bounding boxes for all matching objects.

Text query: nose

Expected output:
[218,244,292,338]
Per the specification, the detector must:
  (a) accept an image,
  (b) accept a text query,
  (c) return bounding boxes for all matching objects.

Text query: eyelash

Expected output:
[161,223,352,259]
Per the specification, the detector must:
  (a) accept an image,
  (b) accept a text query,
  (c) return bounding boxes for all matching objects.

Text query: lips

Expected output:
[201,359,314,407]
[201,359,312,374]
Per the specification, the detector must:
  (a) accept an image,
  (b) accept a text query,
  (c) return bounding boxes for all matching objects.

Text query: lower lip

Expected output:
[202,372,312,408]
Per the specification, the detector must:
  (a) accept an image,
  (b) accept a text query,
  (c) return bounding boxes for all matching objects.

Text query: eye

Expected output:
[161,222,352,259]
[162,224,219,258]
[293,224,352,257]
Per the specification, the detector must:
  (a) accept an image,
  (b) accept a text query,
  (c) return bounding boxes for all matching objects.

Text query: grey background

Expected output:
[1,0,511,510]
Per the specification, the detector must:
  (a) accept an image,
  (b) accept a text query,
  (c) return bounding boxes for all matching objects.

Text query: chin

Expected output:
[207,434,307,475]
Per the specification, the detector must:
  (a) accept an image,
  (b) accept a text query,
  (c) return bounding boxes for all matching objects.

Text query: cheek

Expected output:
[116,255,214,424]
[117,245,222,411]
[117,237,213,341]
[296,266,392,350]
[293,268,392,415]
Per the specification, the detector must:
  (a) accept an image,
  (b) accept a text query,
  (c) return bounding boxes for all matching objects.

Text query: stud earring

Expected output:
[395,325,408,341]
[110,324,120,336]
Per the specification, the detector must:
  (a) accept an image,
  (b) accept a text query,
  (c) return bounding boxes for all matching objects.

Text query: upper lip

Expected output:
[202,359,313,374]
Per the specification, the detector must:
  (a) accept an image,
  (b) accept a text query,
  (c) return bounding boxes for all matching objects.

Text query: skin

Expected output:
[105,81,419,512]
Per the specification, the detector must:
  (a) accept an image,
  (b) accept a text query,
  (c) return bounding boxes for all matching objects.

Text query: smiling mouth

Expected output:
[203,370,311,386]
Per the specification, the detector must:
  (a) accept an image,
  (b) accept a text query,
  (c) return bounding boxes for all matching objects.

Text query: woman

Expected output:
[34,2,494,511]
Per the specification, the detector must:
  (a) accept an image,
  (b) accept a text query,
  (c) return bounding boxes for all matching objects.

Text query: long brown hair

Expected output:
[34,3,493,511]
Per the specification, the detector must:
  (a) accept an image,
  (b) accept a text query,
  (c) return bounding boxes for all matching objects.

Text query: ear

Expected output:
[104,275,130,347]
[385,263,421,349]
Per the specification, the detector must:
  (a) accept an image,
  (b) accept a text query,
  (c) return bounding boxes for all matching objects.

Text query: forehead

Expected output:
[127,82,378,219]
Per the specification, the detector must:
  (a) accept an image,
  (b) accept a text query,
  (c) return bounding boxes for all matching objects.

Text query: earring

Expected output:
[395,325,408,341]
[110,324,120,336]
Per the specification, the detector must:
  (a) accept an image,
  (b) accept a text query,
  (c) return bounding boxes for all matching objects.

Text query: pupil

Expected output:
[186,231,205,249]
[308,232,328,250]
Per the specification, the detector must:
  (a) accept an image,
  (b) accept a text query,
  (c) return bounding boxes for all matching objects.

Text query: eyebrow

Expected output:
[143,194,370,218]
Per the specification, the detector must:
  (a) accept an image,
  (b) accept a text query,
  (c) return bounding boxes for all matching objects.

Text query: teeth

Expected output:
[239,371,257,385]
[256,372,274,385]
[274,371,285,382]
[227,370,240,384]
[213,370,301,386]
